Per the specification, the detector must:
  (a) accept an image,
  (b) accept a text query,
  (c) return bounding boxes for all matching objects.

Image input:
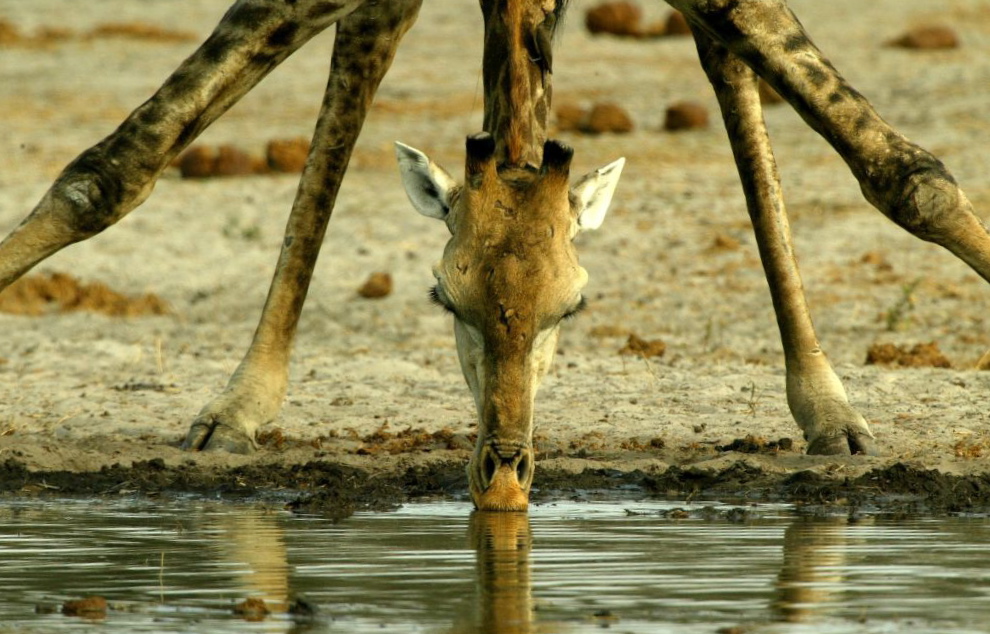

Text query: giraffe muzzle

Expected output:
[470,441,534,512]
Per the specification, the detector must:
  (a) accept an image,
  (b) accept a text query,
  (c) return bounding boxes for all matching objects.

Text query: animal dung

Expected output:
[887,25,959,50]
[554,102,634,134]
[357,272,393,299]
[175,138,314,178]
[174,146,216,178]
[266,137,310,173]
[585,1,642,37]
[555,103,587,132]
[585,3,690,39]
[61,596,108,619]
[758,79,785,105]
[619,333,667,358]
[175,144,266,178]
[584,103,635,134]
[865,341,952,368]
[233,597,270,621]
[662,10,692,36]
[663,101,709,131]
[0,271,170,317]
[708,233,741,252]
[213,145,263,176]
[0,18,194,46]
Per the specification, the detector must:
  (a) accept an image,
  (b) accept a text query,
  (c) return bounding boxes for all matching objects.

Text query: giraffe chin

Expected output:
[473,463,530,512]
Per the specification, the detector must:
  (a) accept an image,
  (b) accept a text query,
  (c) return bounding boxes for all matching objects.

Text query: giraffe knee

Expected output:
[46,149,150,239]
[882,162,967,243]
[862,149,967,243]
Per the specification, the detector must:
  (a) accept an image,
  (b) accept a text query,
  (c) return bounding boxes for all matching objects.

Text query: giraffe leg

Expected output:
[183,0,424,452]
[0,0,364,289]
[671,0,990,283]
[691,30,878,455]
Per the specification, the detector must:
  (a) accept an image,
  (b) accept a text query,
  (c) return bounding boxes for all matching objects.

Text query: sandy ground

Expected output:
[1,0,990,495]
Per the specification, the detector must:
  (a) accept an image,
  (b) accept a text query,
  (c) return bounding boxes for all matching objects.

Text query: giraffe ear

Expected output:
[395,142,457,220]
[571,157,625,232]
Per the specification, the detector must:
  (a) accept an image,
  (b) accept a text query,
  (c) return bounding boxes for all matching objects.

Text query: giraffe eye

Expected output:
[429,285,457,316]
[562,296,588,321]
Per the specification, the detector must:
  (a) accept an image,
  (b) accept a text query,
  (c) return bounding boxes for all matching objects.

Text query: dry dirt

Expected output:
[2,0,990,514]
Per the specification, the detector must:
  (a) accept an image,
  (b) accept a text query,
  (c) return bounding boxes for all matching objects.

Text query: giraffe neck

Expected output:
[480,0,563,169]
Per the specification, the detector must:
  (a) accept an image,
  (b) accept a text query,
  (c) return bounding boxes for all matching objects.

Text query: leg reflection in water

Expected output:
[213,510,290,615]
[773,514,868,623]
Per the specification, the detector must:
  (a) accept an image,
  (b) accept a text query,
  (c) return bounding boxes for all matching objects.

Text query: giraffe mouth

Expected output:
[470,441,534,512]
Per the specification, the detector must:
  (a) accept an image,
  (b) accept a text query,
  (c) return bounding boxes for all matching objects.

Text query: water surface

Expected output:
[1,498,988,632]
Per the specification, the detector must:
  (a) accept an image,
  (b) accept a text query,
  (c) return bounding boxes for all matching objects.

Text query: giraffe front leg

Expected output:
[184,0,424,452]
[692,30,877,455]
[675,0,990,288]
[0,0,362,291]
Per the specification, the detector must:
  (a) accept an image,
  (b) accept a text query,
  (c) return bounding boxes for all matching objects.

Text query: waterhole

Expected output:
[0,498,988,632]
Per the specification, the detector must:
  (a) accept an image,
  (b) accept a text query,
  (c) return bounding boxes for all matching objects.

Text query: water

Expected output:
[0,498,988,633]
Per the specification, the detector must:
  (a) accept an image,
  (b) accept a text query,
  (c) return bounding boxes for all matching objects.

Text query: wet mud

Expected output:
[2,455,988,519]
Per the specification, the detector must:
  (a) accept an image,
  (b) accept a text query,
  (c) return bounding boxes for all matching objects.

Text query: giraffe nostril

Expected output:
[515,452,530,483]
[482,450,499,488]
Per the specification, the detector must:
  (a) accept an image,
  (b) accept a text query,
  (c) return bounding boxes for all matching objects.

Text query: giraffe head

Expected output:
[396,133,623,511]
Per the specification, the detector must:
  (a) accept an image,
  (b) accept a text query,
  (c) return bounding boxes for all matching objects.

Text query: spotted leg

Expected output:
[672,0,990,285]
[0,0,364,290]
[691,29,878,455]
[183,0,424,451]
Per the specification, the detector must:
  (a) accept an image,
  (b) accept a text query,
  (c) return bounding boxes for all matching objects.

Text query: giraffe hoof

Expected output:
[181,417,257,454]
[806,430,880,457]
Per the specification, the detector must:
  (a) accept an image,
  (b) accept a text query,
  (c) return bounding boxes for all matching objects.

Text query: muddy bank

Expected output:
[3,454,988,519]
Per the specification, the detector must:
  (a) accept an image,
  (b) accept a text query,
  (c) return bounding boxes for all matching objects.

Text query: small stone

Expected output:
[888,25,959,50]
[357,272,393,299]
[663,101,709,131]
[267,137,310,173]
[582,102,634,134]
[585,1,641,37]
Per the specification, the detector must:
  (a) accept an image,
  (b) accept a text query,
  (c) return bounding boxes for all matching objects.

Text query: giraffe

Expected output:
[395,0,624,510]
[395,0,990,509]
[1,0,989,513]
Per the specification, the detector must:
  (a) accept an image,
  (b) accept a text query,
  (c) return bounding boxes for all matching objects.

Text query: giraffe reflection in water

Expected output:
[467,511,537,634]
[213,508,864,631]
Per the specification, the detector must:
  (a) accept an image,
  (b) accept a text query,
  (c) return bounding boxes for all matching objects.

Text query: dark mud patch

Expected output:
[715,435,795,454]
[2,458,989,517]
